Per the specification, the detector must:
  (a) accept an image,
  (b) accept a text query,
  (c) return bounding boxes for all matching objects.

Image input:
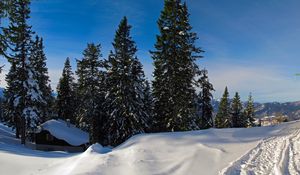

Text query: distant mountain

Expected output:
[212,99,300,121]
[255,101,300,120]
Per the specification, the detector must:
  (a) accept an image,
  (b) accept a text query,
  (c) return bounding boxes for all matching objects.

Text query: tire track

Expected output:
[220,129,300,175]
[288,130,300,174]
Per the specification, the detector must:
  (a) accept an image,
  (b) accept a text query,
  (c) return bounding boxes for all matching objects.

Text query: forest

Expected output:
[0,0,255,147]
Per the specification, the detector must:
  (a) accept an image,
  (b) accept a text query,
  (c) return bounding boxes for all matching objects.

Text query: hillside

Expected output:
[0,121,300,175]
[255,101,300,120]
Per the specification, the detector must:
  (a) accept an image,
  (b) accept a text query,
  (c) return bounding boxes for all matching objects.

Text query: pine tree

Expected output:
[104,17,148,146]
[30,36,54,122]
[22,58,45,130]
[230,92,245,128]
[56,58,76,124]
[143,80,154,131]
[196,69,214,129]
[75,43,106,144]
[0,0,8,56]
[215,87,231,128]
[3,0,44,144]
[0,1,4,19]
[3,62,20,137]
[151,0,203,132]
[245,93,256,127]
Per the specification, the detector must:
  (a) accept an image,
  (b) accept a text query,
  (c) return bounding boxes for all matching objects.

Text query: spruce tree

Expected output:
[22,58,45,130]
[230,92,244,128]
[196,69,214,129]
[3,0,44,144]
[56,58,76,124]
[143,80,154,131]
[245,93,256,127]
[3,62,20,137]
[30,36,54,122]
[215,87,231,128]
[151,0,203,132]
[104,17,148,146]
[76,43,106,144]
[0,0,8,56]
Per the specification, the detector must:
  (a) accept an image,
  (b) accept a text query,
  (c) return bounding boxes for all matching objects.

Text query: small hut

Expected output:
[28,119,89,152]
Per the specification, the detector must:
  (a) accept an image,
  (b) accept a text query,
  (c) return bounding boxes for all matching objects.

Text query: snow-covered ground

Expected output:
[0,121,299,175]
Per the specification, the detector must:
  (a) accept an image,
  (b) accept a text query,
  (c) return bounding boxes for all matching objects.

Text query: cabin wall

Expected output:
[33,130,87,152]
[35,130,72,146]
[25,141,85,153]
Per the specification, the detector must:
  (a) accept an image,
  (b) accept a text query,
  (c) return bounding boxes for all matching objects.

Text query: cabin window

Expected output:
[46,134,54,141]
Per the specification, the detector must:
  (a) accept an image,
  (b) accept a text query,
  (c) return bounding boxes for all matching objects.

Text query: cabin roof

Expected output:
[38,119,89,146]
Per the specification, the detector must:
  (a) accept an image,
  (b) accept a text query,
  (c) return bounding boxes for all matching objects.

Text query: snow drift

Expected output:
[0,121,300,175]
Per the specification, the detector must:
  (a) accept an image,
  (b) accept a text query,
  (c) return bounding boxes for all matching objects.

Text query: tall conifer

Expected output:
[215,87,231,128]
[30,36,54,122]
[196,69,214,129]
[0,0,9,56]
[76,43,106,144]
[56,58,76,124]
[3,0,44,144]
[151,0,203,131]
[231,92,244,128]
[245,93,256,127]
[104,17,148,146]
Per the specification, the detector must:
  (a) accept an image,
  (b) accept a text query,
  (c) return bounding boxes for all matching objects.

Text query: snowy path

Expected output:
[220,129,300,175]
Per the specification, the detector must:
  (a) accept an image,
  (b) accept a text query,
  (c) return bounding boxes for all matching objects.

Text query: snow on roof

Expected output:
[39,119,89,146]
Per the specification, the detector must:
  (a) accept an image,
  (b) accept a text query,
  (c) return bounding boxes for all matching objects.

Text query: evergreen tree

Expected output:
[75,43,106,144]
[3,0,44,144]
[244,93,256,127]
[0,0,8,56]
[3,62,20,137]
[143,80,154,131]
[30,36,54,122]
[151,0,203,132]
[215,87,231,128]
[196,69,214,129]
[104,17,148,146]
[56,58,76,124]
[22,58,45,130]
[230,92,245,128]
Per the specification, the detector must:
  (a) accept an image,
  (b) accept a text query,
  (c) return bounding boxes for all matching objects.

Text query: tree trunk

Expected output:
[20,117,26,144]
[15,116,20,138]
[16,125,20,139]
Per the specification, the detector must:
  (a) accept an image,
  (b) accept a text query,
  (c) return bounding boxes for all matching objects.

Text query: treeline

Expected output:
[215,87,256,128]
[0,0,254,147]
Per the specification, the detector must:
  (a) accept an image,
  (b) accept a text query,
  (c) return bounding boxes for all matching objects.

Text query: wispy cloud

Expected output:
[204,61,300,102]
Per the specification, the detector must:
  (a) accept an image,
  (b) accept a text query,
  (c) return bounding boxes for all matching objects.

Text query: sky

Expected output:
[1,0,300,103]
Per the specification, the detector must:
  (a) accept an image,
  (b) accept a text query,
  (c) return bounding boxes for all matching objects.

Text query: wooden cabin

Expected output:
[26,119,89,153]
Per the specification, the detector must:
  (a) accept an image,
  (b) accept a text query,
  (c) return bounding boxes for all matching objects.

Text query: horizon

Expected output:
[1,0,300,103]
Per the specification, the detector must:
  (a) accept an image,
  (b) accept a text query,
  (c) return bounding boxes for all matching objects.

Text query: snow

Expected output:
[84,143,112,154]
[38,119,89,146]
[179,31,185,36]
[220,123,300,174]
[0,121,300,175]
[23,107,39,127]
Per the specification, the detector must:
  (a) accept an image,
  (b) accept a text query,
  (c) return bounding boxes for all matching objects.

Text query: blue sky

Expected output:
[1,0,300,102]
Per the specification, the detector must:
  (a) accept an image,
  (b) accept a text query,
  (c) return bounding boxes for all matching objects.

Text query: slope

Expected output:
[0,121,299,175]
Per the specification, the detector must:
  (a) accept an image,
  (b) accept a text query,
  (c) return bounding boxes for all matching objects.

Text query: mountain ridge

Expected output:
[212,99,300,120]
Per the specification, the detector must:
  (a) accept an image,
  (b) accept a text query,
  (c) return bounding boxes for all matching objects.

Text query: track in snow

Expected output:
[220,129,300,175]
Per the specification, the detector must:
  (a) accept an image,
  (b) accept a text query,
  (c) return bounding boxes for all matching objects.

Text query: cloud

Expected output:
[48,69,62,90]
[204,61,300,102]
